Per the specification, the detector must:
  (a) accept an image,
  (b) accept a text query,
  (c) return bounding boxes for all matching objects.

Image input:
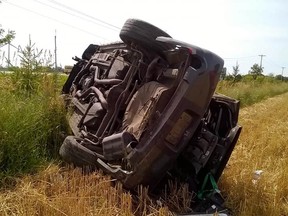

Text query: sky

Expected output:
[0,0,287,76]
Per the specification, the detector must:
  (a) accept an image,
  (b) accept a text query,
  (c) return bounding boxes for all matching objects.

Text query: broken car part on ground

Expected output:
[59,19,242,214]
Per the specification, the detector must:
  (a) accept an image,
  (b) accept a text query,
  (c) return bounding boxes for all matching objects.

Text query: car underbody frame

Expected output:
[59,19,242,213]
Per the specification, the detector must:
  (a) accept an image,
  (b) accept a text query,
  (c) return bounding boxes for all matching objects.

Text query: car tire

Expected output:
[119,19,173,53]
[59,136,98,167]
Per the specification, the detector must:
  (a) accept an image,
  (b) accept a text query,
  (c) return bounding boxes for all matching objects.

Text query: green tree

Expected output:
[0,28,15,47]
[0,2,15,47]
[12,37,53,95]
[18,36,53,71]
[232,62,241,82]
[249,63,263,80]
[18,37,43,72]
[220,67,227,80]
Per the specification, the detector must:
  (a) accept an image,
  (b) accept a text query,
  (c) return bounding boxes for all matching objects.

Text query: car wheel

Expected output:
[59,136,98,167]
[119,19,173,54]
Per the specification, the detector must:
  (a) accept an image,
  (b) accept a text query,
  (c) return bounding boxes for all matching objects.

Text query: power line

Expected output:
[223,55,258,60]
[32,0,118,32]
[46,0,120,30]
[3,1,109,41]
[224,55,285,70]
[263,58,282,68]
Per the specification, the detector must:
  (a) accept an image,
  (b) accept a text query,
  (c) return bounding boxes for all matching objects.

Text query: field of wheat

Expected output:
[219,92,288,215]
[0,73,288,215]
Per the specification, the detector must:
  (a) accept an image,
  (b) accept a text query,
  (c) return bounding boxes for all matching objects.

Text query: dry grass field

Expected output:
[0,165,173,216]
[220,92,288,215]
[0,92,287,215]
[0,72,288,215]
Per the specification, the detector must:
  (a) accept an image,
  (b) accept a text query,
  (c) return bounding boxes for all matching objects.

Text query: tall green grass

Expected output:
[217,80,288,107]
[0,73,68,183]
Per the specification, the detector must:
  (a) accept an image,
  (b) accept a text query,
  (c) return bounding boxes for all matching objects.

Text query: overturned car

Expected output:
[60,19,242,212]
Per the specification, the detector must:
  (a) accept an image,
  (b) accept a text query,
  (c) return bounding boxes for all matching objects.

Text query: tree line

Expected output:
[221,63,288,82]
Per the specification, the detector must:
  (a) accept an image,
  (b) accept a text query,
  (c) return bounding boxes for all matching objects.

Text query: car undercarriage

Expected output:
[59,19,242,214]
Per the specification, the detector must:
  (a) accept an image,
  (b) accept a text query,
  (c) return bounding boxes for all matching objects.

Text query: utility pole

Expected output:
[7,41,10,68]
[259,54,265,70]
[282,67,285,81]
[54,30,58,71]
[7,29,11,68]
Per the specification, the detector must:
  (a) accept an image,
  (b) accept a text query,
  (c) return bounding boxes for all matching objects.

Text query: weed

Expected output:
[0,74,68,183]
[217,80,288,106]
